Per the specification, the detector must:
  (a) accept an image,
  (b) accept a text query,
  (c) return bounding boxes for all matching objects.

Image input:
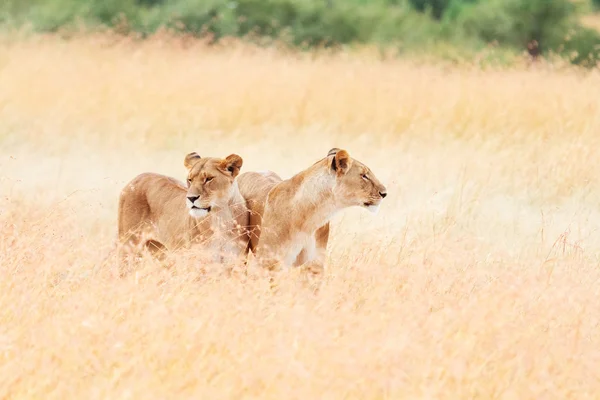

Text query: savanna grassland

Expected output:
[1,34,600,399]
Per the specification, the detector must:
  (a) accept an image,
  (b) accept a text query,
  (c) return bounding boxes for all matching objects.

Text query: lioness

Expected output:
[117,152,250,267]
[237,148,387,274]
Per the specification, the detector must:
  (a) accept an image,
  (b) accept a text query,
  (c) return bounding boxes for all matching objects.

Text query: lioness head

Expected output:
[327,148,387,214]
[183,152,243,218]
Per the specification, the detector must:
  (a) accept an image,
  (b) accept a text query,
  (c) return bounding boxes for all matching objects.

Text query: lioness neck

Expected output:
[290,161,339,233]
[210,181,245,222]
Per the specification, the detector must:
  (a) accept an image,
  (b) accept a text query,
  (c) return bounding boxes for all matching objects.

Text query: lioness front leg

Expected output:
[295,224,329,276]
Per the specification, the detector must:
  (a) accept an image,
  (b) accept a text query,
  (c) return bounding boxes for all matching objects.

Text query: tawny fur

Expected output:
[236,170,283,254]
[117,152,250,267]
[237,148,387,274]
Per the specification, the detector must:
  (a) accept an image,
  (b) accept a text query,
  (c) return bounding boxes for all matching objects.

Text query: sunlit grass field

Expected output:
[1,33,600,398]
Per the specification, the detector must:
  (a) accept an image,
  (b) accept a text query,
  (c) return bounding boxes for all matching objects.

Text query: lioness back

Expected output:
[237,171,283,253]
[118,172,188,250]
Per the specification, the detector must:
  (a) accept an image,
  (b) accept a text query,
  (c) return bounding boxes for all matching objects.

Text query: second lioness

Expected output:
[118,152,250,266]
[237,148,387,273]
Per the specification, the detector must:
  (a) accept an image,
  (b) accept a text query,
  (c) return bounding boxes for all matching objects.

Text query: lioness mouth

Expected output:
[363,202,373,207]
[192,205,211,212]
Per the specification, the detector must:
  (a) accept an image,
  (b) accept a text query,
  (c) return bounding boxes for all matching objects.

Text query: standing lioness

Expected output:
[118,152,250,266]
[237,148,387,274]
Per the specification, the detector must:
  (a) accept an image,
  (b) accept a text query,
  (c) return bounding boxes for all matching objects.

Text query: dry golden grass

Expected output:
[582,12,600,33]
[1,34,600,399]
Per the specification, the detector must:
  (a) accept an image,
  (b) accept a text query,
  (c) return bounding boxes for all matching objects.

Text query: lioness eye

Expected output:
[362,174,369,181]
[205,177,213,183]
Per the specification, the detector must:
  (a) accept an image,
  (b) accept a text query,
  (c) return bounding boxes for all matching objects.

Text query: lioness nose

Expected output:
[187,195,199,203]
[379,191,387,199]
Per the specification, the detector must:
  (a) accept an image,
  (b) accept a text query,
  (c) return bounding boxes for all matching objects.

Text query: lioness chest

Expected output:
[285,232,317,267]
[188,212,247,263]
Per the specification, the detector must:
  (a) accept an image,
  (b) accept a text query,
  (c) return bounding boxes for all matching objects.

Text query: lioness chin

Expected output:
[237,148,387,275]
[117,152,250,271]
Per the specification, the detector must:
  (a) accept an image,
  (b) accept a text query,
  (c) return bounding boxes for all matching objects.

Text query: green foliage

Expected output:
[407,0,479,20]
[442,0,479,20]
[135,0,165,6]
[560,26,600,68]
[407,0,450,19]
[154,0,443,48]
[446,0,599,66]
[0,0,598,68]
[1,0,144,32]
[450,0,575,49]
[506,0,577,52]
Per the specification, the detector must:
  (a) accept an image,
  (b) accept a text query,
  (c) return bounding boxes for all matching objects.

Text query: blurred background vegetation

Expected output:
[1,0,599,67]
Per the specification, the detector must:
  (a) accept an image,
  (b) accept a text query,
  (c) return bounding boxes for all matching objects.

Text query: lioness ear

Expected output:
[329,148,352,175]
[184,152,201,170]
[221,154,243,178]
[327,148,341,171]
[327,148,341,157]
